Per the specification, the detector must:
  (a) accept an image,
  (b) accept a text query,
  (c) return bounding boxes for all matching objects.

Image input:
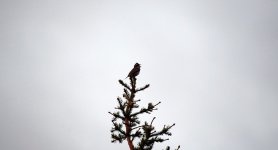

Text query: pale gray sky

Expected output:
[0,0,278,150]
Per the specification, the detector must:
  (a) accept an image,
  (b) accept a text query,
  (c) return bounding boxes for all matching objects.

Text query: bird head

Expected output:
[134,63,141,68]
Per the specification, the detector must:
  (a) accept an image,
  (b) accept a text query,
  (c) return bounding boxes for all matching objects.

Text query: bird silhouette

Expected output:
[126,63,141,78]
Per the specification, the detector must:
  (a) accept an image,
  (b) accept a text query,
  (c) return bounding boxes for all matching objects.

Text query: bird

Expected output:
[126,63,141,78]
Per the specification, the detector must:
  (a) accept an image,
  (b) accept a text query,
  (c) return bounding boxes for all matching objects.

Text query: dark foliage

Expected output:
[109,66,180,150]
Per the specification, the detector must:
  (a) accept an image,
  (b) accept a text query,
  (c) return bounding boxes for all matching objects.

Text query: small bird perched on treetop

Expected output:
[126,63,141,78]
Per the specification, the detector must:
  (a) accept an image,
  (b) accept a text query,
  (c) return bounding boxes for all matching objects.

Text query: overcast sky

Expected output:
[0,0,278,150]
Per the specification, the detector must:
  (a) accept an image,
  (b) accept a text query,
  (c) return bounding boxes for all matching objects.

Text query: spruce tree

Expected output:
[109,63,180,150]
